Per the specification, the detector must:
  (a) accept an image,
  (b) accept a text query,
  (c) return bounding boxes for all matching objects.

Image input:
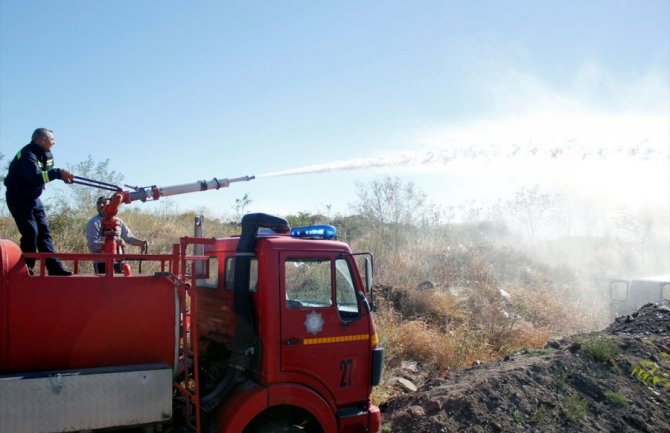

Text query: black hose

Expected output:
[200,368,240,414]
[229,214,288,359]
[73,175,122,190]
[72,179,119,192]
[139,241,148,273]
[199,213,289,415]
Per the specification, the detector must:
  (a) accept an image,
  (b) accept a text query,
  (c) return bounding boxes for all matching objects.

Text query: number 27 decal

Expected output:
[339,359,353,387]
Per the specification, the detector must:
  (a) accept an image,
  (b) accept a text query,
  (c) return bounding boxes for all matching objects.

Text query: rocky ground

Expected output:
[380,301,670,433]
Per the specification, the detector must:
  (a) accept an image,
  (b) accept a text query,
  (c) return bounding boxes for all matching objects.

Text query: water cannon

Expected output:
[125,175,256,202]
[73,175,255,204]
[71,174,255,265]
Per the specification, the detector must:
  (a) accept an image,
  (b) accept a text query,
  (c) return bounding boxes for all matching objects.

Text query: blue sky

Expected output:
[1,1,668,222]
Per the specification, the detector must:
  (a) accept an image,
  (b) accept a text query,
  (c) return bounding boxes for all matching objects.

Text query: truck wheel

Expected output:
[252,422,305,433]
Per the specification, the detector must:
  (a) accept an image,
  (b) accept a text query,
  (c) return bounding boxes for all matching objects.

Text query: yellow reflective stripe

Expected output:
[303,334,370,345]
[42,171,49,183]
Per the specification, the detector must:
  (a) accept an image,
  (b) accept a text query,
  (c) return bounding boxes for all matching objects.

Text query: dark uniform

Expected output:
[4,142,68,273]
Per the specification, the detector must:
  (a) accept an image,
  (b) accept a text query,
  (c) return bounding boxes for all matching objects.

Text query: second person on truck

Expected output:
[85,196,147,273]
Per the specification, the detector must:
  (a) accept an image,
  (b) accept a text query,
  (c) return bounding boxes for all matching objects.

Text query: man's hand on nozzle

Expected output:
[60,169,74,184]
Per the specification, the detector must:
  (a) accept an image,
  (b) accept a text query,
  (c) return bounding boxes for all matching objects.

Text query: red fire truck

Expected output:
[0,176,383,433]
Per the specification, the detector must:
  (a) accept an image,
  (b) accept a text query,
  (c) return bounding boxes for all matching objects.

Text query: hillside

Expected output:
[380,301,670,433]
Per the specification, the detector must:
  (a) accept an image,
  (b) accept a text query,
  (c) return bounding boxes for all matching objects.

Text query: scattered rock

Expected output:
[545,340,561,349]
[408,405,425,417]
[401,360,419,372]
[423,399,442,413]
[389,376,418,392]
[417,280,434,290]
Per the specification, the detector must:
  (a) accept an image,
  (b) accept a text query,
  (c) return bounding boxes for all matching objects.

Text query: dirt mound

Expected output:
[381,301,670,433]
[606,302,670,335]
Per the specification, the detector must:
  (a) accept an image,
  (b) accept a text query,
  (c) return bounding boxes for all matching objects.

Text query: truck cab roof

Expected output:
[208,231,353,254]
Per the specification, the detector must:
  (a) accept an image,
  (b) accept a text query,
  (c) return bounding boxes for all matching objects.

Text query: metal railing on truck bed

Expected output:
[19,237,216,433]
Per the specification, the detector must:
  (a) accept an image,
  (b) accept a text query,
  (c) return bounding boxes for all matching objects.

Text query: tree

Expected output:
[285,211,329,227]
[231,193,252,222]
[66,155,124,214]
[352,176,440,251]
[614,206,664,271]
[505,185,556,245]
[353,176,438,227]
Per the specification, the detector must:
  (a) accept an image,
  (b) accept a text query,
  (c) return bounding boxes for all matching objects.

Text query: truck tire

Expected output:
[252,422,305,433]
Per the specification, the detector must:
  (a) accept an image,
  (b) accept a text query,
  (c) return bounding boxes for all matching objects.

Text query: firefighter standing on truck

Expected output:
[3,128,75,275]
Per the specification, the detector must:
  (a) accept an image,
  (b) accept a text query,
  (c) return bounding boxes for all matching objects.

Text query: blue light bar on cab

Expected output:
[291,225,336,240]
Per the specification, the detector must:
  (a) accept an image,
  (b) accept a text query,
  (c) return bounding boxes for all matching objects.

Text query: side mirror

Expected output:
[610,280,629,302]
[365,257,376,311]
[348,252,376,311]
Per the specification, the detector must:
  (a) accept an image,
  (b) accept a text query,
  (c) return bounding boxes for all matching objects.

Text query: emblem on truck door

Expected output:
[304,310,324,335]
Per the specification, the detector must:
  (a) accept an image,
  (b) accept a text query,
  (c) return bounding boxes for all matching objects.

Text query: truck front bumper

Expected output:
[337,402,381,433]
[368,403,382,433]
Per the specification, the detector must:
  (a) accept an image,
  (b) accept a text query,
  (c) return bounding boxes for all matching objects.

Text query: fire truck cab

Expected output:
[0,213,383,433]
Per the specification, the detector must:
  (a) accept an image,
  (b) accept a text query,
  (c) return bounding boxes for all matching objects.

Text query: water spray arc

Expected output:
[255,141,667,179]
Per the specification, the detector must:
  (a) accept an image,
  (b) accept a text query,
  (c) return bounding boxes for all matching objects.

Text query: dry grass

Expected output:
[409,289,469,323]
[369,224,602,384]
[380,286,468,325]
[375,283,555,372]
[374,307,494,371]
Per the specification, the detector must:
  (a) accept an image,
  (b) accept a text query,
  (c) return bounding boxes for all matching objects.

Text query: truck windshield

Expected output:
[284,258,361,319]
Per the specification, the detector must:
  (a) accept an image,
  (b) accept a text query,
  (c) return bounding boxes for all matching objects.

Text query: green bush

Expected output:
[512,410,525,425]
[530,404,548,425]
[631,360,670,388]
[605,391,627,405]
[560,395,588,422]
[581,337,620,363]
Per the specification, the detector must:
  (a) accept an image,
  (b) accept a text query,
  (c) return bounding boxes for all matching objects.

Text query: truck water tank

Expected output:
[0,239,178,374]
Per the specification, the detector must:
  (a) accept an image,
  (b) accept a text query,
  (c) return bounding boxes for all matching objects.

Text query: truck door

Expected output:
[280,252,371,405]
